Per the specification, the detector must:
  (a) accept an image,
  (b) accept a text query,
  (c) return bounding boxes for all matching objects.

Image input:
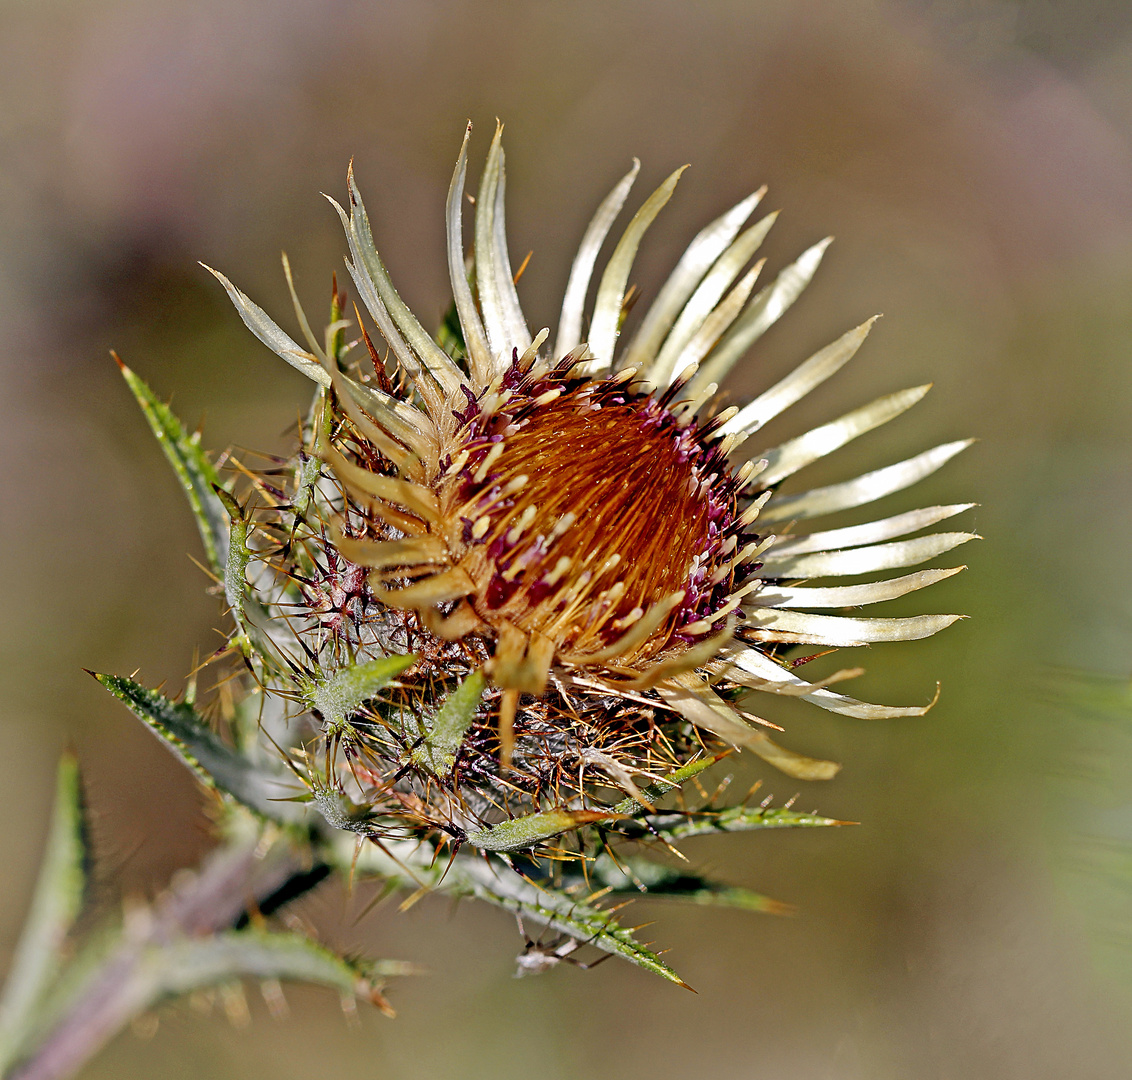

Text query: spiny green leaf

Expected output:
[212,488,292,668]
[323,834,692,984]
[116,357,229,574]
[21,922,414,1060]
[448,855,692,988]
[215,488,251,629]
[608,753,727,816]
[309,784,381,835]
[291,450,323,520]
[411,669,486,778]
[0,754,88,1072]
[612,802,849,842]
[465,808,623,853]
[589,853,791,914]
[93,673,302,824]
[152,929,410,1015]
[322,836,692,984]
[301,655,417,737]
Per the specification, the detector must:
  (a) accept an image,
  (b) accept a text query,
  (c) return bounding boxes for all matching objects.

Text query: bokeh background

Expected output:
[3,1,1132,1077]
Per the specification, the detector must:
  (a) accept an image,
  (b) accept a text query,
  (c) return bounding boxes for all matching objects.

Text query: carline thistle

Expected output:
[114,120,974,982]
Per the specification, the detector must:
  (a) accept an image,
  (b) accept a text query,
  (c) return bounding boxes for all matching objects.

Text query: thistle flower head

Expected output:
[201,120,973,869]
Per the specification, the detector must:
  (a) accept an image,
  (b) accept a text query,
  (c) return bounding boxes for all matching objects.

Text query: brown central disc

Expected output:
[446,386,722,661]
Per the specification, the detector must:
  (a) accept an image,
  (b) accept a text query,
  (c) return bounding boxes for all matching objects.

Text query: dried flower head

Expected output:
[202,122,973,856]
[104,122,973,982]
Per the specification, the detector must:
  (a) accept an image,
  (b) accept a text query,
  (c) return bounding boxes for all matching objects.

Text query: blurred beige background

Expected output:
[3,0,1132,1077]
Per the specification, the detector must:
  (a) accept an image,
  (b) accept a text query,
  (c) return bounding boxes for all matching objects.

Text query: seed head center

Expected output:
[445,379,739,663]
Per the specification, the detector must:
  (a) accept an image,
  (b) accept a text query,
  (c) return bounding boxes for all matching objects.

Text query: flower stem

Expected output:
[7,833,301,1080]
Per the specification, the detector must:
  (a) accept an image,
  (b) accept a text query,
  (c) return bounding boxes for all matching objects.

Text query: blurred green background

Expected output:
[3,0,1132,1076]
